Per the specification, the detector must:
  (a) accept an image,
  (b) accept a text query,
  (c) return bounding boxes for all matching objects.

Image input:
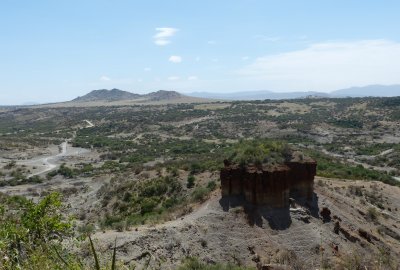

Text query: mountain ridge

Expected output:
[188,84,400,100]
[72,88,183,102]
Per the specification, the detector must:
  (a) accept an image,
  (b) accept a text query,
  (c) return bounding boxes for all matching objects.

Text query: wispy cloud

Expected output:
[100,75,111,81]
[169,55,182,63]
[144,67,151,72]
[188,76,198,80]
[167,76,180,81]
[238,39,400,91]
[154,27,178,46]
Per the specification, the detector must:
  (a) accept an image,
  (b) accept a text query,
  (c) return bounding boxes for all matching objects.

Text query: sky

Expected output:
[1,0,400,104]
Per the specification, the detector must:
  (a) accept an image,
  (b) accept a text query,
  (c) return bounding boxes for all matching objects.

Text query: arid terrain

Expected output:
[1,94,400,269]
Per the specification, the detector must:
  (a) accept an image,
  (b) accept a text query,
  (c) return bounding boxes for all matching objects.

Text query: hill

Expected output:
[143,90,182,101]
[188,84,400,100]
[72,88,141,102]
[72,89,184,103]
[330,84,400,97]
[189,90,329,100]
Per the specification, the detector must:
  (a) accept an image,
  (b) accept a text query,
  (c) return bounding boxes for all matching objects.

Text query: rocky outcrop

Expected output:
[286,160,316,200]
[220,158,317,208]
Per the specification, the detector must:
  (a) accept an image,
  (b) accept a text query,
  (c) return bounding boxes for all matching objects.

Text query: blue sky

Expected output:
[1,0,400,104]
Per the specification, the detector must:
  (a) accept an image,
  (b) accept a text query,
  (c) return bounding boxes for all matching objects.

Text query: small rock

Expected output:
[334,221,340,234]
[320,207,331,222]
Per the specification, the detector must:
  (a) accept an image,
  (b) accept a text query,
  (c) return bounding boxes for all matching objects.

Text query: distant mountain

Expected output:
[142,90,182,101]
[330,85,400,97]
[14,85,400,107]
[21,102,40,106]
[73,88,140,102]
[72,89,183,103]
[189,90,329,100]
[189,85,400,100]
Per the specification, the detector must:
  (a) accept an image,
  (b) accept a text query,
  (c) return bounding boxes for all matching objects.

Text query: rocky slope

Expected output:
[91,178,400,269]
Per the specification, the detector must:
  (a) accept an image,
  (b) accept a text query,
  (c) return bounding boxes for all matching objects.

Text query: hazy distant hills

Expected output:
[189,85,400,100]
[189,90,329,100]
[74,85,399,103]
[7,84,400,106]
[72,89,183,102]
[330,85,400,97]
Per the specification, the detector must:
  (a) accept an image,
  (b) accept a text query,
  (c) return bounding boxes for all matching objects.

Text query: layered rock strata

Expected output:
[220,159,316,208]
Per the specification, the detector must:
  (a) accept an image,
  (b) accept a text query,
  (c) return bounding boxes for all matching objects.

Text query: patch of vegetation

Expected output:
[306,150,398,186]
[187,174,195,188]
[330,119,363,129]
[0,192,73,269]
[178,257,255,270]
[98,175,185,228]
[226,139,291,166]
[0,175,44,187]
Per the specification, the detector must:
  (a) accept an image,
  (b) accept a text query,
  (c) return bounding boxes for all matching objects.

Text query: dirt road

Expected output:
[17,142,89,177]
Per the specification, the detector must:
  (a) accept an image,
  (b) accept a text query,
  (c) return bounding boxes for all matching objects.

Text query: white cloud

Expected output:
[154,39,170,46]
[100,76,111,81]
[154,27,178,46]
[238,39,400,91]
[167,76,180,81]
[188,76,198,80]
[169,55,182,63]
[144,67,151,72]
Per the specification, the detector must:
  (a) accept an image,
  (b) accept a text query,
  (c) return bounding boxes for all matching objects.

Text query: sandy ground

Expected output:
[15,142,91,177]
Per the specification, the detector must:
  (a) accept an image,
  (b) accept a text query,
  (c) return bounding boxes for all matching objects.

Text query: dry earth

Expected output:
[87,177,400,269]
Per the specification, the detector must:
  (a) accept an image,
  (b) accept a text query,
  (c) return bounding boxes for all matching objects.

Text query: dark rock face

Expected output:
[320,207,332,222]
[220,159,317,208]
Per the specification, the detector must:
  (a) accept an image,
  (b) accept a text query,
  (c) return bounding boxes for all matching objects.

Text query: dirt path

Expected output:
[17,142,90,177]
[16,120,95,178]
[84,119,95,128]
[26,142,67,177]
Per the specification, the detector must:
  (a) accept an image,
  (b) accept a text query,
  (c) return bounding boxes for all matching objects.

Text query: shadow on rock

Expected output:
[219,195,246,212]
[295,192,320,218]
[260,207,292,230]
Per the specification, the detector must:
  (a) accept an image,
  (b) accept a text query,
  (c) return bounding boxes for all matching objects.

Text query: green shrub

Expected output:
[58,164,75,178]
[0,192,73,269]
[187,175,195,188]
[226,139,289,166]
[367,207,379,222]
[206,180,217,191]
[191,187,209,202]
[140,197,158,214]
